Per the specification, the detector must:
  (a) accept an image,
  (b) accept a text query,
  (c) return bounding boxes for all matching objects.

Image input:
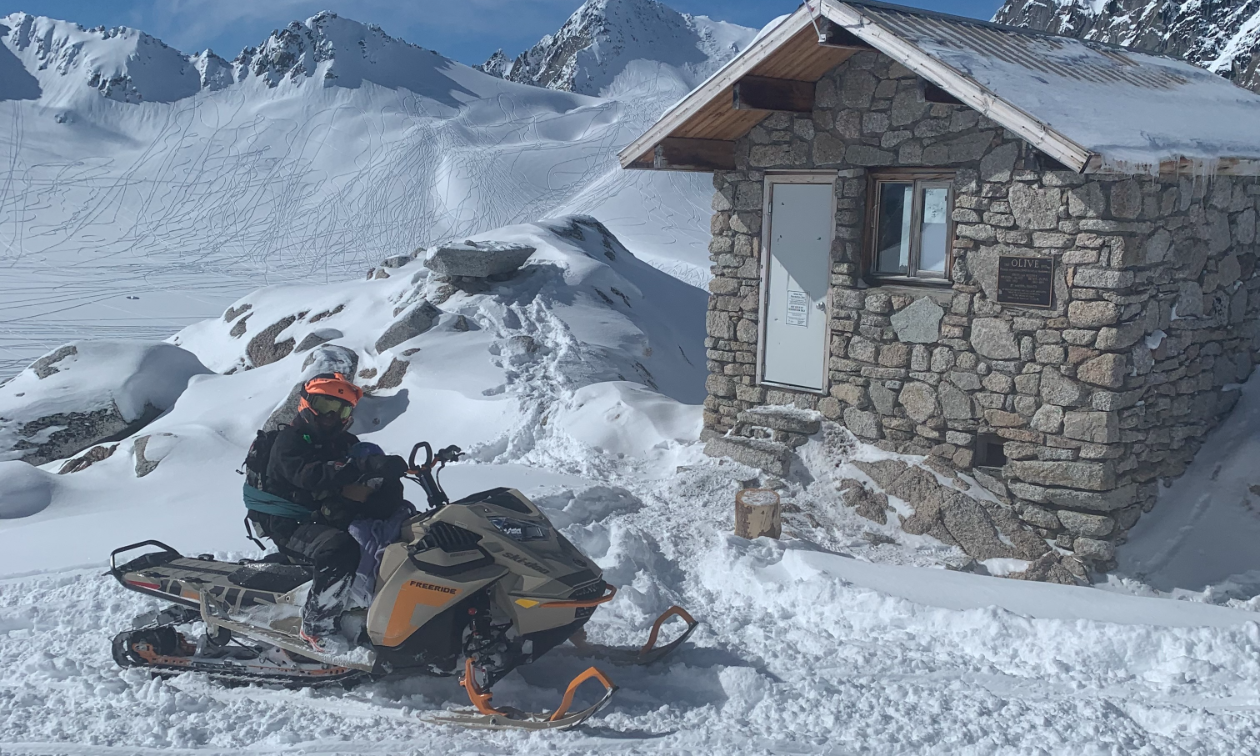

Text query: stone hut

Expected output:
[619,0,1260,567]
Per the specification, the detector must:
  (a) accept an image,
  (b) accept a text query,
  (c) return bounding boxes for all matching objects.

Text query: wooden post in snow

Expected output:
[735,488,781,540]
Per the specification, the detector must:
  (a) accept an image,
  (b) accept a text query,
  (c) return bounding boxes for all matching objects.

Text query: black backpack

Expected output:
[243,427,284,491]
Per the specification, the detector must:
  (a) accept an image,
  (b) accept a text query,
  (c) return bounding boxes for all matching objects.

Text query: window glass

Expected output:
[918,186,950,274]
[875,183,913,275]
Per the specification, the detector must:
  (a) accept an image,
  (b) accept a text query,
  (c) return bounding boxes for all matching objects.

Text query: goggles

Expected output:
[308,395,354,419]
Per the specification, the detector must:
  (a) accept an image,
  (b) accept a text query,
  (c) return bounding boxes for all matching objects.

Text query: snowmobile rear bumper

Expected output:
[108,540,194,605]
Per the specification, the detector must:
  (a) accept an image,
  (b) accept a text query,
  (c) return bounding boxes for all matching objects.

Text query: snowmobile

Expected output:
[109,441,698,730]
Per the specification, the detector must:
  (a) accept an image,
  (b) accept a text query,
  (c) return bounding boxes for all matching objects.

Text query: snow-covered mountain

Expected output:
[0,8,755,379]
[0,10,530,103]
[994,0,1260,92]
[477,0,755,96]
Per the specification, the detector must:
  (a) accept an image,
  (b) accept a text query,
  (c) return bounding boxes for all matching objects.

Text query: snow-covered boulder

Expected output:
[423,241,536,279]
[0,341,211,466]
[0,460,55,518]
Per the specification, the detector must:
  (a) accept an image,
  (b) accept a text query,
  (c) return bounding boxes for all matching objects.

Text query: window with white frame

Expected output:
[869,173,954,282]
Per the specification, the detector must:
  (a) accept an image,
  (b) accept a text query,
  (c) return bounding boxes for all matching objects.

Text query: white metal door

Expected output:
[761,180,833,392]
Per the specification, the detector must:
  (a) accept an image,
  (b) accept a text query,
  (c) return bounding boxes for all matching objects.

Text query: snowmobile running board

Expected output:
[199,593,376,673]
[570,605,700,666]
[424,659,618,731]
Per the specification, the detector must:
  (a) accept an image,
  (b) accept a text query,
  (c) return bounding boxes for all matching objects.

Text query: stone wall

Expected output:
[702,49,1260,566]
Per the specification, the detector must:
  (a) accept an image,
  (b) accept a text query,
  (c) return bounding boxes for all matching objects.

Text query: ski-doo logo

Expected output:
[407,580,458,595]
[501,551,550,574]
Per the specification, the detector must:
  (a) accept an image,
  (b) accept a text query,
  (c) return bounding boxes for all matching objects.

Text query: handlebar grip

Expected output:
[409,442,433,471]
[436,445,464,463]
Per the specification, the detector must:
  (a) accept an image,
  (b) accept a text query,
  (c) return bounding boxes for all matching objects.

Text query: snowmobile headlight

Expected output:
[489,517,548,542]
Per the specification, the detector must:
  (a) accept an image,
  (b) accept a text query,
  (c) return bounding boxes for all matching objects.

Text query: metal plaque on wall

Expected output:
[996,256,1054,308]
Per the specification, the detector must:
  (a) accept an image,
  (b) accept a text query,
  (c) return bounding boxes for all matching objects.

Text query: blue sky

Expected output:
[9,0,1006,66]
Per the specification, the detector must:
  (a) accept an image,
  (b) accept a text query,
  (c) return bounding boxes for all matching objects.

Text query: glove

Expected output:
[365,454,409,478]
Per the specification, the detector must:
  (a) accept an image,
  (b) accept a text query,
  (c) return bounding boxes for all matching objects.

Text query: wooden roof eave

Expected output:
[617,8,818,170]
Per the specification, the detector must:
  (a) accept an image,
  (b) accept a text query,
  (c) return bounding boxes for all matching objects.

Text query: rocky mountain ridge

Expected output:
[995,0,1260,92]
[477,0,755,96]
[0,10,470,104]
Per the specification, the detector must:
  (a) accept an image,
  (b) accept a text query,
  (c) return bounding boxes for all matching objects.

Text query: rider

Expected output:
[252,372,408,652]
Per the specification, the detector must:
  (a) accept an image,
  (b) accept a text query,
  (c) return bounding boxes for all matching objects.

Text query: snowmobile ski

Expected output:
[424,659,617,731]
[569,605,699,666]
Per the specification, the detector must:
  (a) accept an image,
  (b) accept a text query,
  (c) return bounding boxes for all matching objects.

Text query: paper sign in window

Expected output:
[786,290,809,327]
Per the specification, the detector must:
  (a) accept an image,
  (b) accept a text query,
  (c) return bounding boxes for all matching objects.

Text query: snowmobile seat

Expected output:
[226,564,312,593]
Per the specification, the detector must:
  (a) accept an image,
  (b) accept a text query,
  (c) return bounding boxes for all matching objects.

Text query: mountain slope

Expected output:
[478,0,756,96]
[0,7,753,378]
[994,0,1260,92]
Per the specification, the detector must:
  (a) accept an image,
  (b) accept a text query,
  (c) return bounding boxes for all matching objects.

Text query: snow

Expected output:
[555,381,703,458]
[0,209,1257,750]
[0,341,209,425]
[1208,6,1260,75]
[0,341,211,465]
[480,0,757,97]
[0,9,748,378]
[1116,372,1260,597]
[0,461,54,518]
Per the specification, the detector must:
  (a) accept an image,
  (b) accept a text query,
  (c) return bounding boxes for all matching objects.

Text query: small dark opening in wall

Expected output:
[923,82,963,106]
[974,434,1007,468]
[1031,150,1072,172]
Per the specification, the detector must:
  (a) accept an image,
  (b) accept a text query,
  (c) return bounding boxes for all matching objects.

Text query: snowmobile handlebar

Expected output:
[405,442,464,511]
[407,442,464,473]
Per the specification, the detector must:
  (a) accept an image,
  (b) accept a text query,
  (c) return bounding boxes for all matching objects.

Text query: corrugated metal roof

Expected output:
[619,0,1260,175]
[858,4,1188,90]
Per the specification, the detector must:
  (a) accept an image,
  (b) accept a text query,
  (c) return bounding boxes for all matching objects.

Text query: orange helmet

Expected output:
[297,373,363,430]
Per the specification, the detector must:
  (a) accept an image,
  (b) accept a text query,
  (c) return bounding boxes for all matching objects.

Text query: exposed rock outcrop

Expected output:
[423,241,535,279]
[375,301,441,353]
[246,315,298,367]
[854,458,1051,563]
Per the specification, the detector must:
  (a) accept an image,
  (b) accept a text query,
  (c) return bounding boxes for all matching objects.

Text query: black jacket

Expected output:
[265,421,360,514]
[263,419,406,532]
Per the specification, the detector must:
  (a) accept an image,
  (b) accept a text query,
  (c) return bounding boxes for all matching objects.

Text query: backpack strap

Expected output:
[242,483,314,521]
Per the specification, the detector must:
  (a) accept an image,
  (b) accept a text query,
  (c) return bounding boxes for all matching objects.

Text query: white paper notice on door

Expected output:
[786,290,809,327]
